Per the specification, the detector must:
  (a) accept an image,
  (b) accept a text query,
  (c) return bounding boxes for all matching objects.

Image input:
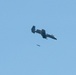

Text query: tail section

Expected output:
[31,26,36,33]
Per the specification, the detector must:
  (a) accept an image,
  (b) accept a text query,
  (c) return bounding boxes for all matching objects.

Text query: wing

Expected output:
[46,34,57,40]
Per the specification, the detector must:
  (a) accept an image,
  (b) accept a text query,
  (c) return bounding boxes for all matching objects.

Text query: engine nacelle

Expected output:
[41,29,46,38]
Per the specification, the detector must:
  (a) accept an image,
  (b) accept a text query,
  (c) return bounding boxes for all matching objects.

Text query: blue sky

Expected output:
[0,0,76,75]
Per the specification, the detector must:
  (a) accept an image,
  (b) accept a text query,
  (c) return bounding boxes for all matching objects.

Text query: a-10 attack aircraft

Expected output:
[31,26,57,40]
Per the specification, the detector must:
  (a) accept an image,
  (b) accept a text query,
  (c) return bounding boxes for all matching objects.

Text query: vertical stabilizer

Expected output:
[31,26,36,33]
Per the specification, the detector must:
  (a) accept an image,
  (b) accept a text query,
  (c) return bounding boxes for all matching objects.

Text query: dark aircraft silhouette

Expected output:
[36,44,40,47]
[31,26,57,40]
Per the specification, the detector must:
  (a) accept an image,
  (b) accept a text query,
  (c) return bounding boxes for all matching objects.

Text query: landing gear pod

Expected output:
[31,26,35,33]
